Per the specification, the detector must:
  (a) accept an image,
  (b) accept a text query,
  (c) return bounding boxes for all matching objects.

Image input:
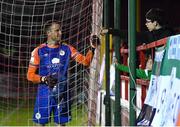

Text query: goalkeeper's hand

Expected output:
[90,35,100,53]
[40,75,58,88]
[91,35,100,47]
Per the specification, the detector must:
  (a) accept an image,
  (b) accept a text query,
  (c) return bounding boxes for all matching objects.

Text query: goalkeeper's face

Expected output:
[49,23,62,44]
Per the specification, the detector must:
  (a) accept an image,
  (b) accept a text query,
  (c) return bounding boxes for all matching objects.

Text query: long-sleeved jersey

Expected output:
[27,43,93,84]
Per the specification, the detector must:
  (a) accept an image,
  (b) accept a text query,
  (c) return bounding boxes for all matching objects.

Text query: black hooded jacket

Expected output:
[140,27,175,44]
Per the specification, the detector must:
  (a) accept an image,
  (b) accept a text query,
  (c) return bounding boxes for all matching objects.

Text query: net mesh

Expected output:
[0,0,102,126]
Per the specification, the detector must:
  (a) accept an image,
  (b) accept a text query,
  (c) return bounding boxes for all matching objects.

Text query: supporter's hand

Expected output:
[139,64,142,69]
[41,75,58,88]
[113,57,118,64]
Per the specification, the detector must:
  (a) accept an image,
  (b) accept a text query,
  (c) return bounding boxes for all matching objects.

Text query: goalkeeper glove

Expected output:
[90,35,100,54]
[40,75,58,88]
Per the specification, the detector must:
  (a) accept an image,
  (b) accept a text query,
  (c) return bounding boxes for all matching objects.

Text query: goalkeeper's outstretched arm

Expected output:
[69,45,94,66]
[69,35,100,66]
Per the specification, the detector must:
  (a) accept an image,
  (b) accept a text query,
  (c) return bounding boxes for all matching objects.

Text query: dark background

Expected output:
[108,0,180,31]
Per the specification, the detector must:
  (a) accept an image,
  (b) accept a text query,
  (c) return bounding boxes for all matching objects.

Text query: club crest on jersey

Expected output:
[59,50,65,56]
[35,112,41,119]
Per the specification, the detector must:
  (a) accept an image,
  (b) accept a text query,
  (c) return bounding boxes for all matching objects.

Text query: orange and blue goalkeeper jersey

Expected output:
[27,43,93,83]
[27,42,94,124]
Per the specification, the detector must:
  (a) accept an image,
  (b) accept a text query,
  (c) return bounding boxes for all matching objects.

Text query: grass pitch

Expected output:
[0,101,88,126]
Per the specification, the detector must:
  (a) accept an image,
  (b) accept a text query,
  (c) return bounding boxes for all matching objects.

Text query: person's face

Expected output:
[145,19,157,32]
[48,23,62,43]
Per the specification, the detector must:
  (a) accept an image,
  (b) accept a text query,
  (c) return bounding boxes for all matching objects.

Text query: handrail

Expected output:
[121,75,150,86]
[119,37,168,88]
[120,37,167,53]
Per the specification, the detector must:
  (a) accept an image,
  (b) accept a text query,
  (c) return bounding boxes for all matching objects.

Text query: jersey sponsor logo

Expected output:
[52,58,60,64]
[47,64,61,68]
[44,53,48,57]
[31,49,36,56]
[47,58,61,68]
[35,112,41,119]
[30,50,36,63]
[59,50,65,56]
[30,56,35,64]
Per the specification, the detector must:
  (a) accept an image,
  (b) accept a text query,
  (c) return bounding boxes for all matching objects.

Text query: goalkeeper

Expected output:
[27,21,100,126]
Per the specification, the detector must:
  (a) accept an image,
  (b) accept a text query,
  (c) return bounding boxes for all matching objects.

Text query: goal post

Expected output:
[0,0,103,126]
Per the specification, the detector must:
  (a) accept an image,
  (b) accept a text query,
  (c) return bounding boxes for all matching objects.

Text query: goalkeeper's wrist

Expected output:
[40,76,46,83]
[91,47,96,54]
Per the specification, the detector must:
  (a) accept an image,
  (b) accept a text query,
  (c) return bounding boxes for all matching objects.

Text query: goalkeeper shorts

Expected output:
[32,84,71,125]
